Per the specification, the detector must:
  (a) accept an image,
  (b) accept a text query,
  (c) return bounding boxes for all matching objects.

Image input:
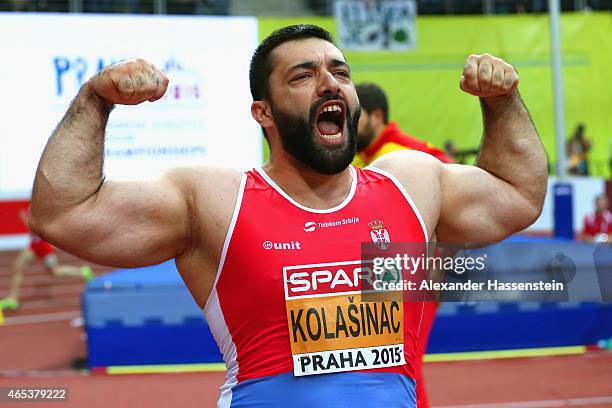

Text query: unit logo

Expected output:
[263,240,302,250]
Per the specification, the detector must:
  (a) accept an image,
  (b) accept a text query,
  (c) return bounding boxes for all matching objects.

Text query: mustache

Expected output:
[309,94,348,119]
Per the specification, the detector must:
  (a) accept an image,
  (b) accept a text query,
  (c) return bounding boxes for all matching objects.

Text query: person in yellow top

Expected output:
[566,123,590,175]
[353,83,453,168]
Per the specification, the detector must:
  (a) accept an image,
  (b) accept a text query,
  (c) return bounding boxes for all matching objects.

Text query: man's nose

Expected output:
[316,70,341,97]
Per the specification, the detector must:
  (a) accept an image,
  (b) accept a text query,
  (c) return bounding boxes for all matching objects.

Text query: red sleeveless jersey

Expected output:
[204,165,428,408]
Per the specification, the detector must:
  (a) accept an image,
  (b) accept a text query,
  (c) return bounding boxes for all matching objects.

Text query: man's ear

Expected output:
[371,109,385,126]
[251,101,274,129]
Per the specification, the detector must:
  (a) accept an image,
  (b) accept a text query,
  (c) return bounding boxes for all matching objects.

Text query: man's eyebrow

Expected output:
[330,59,350,71]
[286,59,351,75]
[287,61,317,74]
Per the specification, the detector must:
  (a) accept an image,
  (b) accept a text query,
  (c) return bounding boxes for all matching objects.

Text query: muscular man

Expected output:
[30,25,547,407]
[353,82,452,167]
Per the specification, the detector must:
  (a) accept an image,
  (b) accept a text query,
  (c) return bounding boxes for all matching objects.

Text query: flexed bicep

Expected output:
[29,58,186,268]
[437,53,546,245]
[436,163,539,245]
[33,168,194,268]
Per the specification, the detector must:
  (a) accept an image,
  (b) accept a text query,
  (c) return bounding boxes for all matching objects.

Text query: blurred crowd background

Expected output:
[0,0,610,20]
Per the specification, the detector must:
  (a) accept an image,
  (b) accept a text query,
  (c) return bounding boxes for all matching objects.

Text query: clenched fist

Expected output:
[88,58,169,106]
[460,54,518,99]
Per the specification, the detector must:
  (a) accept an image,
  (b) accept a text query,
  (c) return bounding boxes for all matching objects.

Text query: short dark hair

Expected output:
[356,83,389,124]
[249,24,335,102]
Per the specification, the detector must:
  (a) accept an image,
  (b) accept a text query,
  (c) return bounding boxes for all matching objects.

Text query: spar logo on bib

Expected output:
[283,260,405,377]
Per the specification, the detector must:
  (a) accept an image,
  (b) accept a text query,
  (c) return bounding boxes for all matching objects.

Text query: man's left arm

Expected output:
[436,54,548,244]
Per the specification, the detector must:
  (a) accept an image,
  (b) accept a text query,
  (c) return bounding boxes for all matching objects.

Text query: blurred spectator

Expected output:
[0,209,94,311]
[10,0,30,11]
[567,123,591,175]
[353,82,452,167]
[444,139,459,162]
[582,194,612,243]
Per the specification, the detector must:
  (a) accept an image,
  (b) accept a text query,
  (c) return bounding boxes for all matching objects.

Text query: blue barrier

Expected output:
[83,238,612,367]
[83,261,222,367]
[428,302,612,353]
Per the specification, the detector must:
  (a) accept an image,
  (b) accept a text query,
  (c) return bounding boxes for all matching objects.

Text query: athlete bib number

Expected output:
[283,260,405,376]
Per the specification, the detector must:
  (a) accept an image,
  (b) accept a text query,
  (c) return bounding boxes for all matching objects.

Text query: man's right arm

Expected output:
[30,59,192,267]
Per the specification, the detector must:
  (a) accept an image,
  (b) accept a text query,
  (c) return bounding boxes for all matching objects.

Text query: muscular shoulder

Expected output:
[163,166,242,192]
[369,150,442,186]
[368,150,443,239]
[162,165,242,213]
[170,165,241,234]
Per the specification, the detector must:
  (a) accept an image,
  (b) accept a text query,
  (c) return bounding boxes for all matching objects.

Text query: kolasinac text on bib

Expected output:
[283,260,406,376]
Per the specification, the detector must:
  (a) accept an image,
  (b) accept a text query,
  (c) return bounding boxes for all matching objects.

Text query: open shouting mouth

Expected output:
[315,100,346,145]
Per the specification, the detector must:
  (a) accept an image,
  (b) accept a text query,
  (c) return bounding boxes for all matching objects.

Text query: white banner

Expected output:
[0,14,261,195]
[335,0,417,51]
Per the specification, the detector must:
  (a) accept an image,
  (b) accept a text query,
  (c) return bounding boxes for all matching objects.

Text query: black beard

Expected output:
[270,95,360,175]
[357,117,376,152]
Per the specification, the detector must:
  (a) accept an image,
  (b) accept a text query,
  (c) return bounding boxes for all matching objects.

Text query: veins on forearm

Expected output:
[478,94,539,159]
[477,92,547,204]
[40,90,110,198]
